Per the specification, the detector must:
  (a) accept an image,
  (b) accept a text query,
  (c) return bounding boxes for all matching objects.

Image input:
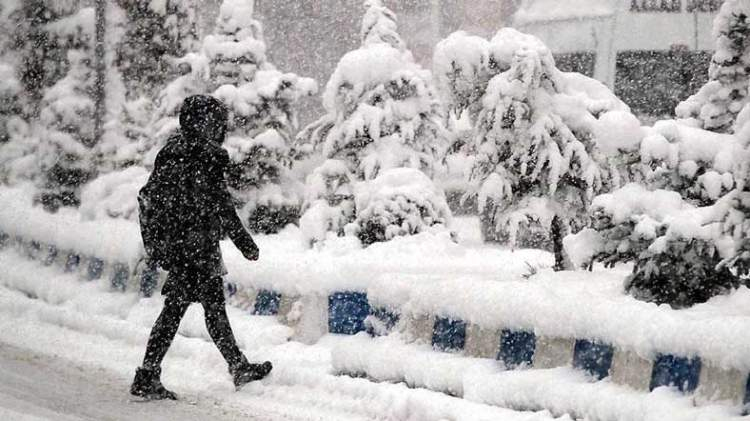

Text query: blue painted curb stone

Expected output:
[573,339,614,381]
[111,263,129,291]
[328,292,370,335]
[87,258,104,280]
[432,317,467,352]
[254,290,282,316]
[649,354,702,393]
[64,253,80,273]
[499,329,536,369]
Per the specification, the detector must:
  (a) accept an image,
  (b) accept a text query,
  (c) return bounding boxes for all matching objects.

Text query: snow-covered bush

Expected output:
[0,62,33,184]
[566,1,750,306]
[639,120,741,205]
[677,0,750,133]
[353,168,451,246]
[461,28,637,269]
[299,159,356,246]
[564,123,750,306]
[296,0,451,247]
[79,165,149,221]
[0,63,23,144]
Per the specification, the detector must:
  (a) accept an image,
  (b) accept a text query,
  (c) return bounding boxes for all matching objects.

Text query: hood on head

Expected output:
[179,95,229,145]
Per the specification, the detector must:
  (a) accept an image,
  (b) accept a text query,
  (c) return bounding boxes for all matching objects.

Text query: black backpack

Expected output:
[138,161,204,270]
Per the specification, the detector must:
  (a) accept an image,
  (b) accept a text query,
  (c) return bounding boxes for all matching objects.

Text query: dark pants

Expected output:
[141,292,245,371]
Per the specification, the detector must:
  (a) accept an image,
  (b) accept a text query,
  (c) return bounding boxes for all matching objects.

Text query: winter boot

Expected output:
[130,367,177,400]
[232,360,273,390]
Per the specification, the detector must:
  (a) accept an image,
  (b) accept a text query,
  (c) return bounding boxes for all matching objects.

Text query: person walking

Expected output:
[131,95,272,400]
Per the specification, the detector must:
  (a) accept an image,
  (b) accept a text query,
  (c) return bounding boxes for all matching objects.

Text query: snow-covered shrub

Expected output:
[564,184,744,308]
[0,61,33,184]
[296,0,451,246]
[299,159,356,246]
[0,63,22,144]
[565,122,750,307]
[79,165,148,221]
[463,28,637,269]
[677,0,750,133]
[639,120,741,205]
[353,168,451,246]
[224,128,303,234]
[566,5,750,305]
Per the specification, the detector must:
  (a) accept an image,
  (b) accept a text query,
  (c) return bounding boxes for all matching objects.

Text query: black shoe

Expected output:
[130,367,178,400]
[232,361,273,390]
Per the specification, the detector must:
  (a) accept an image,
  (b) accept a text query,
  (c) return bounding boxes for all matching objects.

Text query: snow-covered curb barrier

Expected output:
[1,187,749,417]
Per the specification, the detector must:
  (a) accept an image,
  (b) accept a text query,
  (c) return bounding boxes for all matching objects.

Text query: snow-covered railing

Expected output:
[2,186,749,415]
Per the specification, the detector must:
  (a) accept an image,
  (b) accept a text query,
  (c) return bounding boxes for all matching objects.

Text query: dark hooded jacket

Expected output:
[145,95,258,303]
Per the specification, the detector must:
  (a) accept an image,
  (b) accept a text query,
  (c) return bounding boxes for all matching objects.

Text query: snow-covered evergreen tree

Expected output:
[466,28,638,270]
[144,0,315,232]
[15,1,86,117]
[115,0,198,99]
[297,0,451,246]
[677,0,750,133]
[433,31,496,130]
[35,8,97,210]
[0,62,33,184]
[208,0,315,233]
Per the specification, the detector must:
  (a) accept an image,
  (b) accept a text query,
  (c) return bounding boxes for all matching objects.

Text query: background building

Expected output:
[513,0,724,119]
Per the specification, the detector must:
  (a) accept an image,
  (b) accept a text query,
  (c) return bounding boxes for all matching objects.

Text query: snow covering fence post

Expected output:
[403,313,434,344]
[695,361,750,406]
[610,348,653,391]
[277,294,329,344]
[42,245,57,266]
[464,324,501,359]
[25,240,41,260]
[533,336,576,369]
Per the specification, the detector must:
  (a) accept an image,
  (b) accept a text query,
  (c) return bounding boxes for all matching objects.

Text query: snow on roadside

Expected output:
[332,334,744,421]
[0,249,565,421]
[374,267,750,372]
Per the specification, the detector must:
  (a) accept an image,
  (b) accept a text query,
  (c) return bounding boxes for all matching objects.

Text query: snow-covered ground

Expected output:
[0,247,566,421]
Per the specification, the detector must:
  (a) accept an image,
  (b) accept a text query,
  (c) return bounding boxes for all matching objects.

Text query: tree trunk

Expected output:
[551,214,566,271]
[92,0,107,147]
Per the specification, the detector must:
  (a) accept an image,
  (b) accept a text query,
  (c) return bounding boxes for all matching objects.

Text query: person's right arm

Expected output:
[209,149,260,261]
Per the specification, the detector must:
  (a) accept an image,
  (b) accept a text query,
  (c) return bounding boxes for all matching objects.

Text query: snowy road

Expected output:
[0,249,563,421]
[0,342,274,421]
